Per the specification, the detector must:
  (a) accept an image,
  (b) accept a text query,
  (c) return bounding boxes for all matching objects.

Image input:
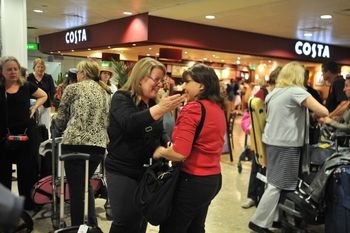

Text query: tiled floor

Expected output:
[14,114,263,233]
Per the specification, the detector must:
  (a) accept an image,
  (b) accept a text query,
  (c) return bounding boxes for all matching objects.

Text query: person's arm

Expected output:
[153,146,186,162]
[48,74,56,104]
[30,88,47,118]
[303,96,329,117]
[329,100,349,119]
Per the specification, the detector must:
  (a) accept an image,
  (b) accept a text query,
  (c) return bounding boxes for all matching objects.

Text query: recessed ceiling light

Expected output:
[149,47,152,50]
[71,50,75,52]
[132,43,136,46]
[57,51,61,53]
[33,9,43,13]
[205,15,215,20]
[203,58,208,60]
[221,60,225,62]
[236,60,241,64]
[184,51,188,54]
[50,51,53,54]
[123,12,133,15]
[156,53,159,56]
[304,33,313,37]
[146,54,150,56]
[320,15,332,19]
[88,48,91,51]
[237,57,241,60]
[108,46,111,49]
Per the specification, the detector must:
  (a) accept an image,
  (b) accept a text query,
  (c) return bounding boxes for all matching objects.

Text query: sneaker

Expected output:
[248,222,273,233]
[241,198,256,209]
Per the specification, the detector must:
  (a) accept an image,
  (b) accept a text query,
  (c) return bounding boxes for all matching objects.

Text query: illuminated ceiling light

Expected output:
[88,48,91,51]
[108,46,111,49]
[203,58,208,60]
[149,47,152,50]
[304,33,313,37]
[132,43,136,46]
[50,51,53,54]
[212,54,216,57]
[156,53,159,56]
[221,59,225,62]
[146,54,150,56]
[236,60,241,64]
[205,15,215,20]
[320,15,332,19]
[237,57,241,60]
[123,11,133,15]
[71,49,75,52]
[268,60,272,63]
[184,51,188,54]
[57,51,61,53]
[33,9,43,13]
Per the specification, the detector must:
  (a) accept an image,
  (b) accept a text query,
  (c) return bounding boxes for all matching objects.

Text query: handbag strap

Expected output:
[193,101,206,144]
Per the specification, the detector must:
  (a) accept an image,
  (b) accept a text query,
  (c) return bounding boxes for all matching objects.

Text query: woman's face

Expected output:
[140,67,164,102]
[344,79,350,98]
[2,61,20,83]
[183,74,203,101]
[77,70,86,82]
[34,63,45,76]
[100,71,111,83]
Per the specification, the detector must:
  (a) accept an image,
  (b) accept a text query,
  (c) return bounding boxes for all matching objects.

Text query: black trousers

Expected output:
[0,127,39,210]
[159,172,222,233]
[106,171,147,233]
[62,145,104,226]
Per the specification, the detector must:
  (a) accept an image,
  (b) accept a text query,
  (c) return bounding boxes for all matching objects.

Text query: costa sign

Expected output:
[294,41,330,59]
[65,28,87,44]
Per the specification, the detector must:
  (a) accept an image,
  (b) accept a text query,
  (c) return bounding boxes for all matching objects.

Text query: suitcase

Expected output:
[248,96,267,167]
[325,165,350,233]
[54,153,103,233]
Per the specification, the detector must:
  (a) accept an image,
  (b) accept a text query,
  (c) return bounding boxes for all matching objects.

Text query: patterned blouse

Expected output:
[55,79,110,148]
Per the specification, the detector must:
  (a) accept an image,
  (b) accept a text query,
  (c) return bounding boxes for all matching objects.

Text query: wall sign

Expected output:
[294,41,330,59]
[65,28,87,44]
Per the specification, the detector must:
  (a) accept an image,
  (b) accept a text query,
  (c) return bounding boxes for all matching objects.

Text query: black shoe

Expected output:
[248,222,273,233]
[272,221,281,228]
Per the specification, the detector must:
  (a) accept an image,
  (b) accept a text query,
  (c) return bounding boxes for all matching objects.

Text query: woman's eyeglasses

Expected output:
[147,76,164,85]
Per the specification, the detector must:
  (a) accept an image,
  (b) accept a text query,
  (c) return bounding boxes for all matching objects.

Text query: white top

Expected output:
[262,86,310,147]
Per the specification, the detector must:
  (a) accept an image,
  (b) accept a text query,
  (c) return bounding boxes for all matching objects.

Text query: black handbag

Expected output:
[134,160,181,225]
[134,101,206,226]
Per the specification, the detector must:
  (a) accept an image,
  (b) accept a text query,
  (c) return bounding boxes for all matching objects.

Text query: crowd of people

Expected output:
[1,55,349,233]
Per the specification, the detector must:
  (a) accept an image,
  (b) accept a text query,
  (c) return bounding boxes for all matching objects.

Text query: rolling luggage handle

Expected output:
[58,153,90,230]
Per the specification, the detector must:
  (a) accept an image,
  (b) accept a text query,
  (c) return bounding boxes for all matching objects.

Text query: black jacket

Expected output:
[106,91,169,179]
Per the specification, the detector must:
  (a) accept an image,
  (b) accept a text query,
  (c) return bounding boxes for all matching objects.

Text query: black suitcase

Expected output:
[54,153,103,233]
[325,165,350,233]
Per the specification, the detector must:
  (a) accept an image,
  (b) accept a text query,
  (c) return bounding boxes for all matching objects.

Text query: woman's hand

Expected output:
[318,116,332,124]
[29,105,37,118]
[150,94,185,120]
[158,94,185,113]
[153,146,165,160]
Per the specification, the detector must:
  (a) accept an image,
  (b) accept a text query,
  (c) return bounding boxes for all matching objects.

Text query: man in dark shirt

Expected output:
[304,70,322,104]
[323,61,348,119]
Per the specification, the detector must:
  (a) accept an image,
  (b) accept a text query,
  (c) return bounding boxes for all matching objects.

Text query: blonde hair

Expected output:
[276,62,305,88]
[32,58,46,70]
[76,60,100,81]
[121,57,166,105]
[0,56,26,87]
